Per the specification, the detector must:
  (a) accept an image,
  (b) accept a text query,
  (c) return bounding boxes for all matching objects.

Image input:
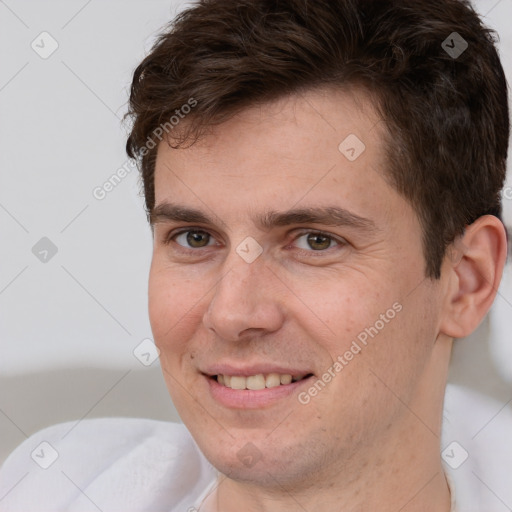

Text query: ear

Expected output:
[439,215,508,338]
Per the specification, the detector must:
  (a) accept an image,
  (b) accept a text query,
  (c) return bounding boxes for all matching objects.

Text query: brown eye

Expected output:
[174,230,213,248]
[305,233,334,251]
[291,231,346,254]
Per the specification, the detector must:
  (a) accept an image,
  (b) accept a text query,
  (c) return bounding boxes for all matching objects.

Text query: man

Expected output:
[0,0,510,510]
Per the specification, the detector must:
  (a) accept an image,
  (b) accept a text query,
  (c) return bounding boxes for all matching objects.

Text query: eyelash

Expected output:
[163,228,347,256]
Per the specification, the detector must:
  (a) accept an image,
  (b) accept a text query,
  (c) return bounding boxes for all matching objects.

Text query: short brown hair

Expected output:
[125,0,509,279]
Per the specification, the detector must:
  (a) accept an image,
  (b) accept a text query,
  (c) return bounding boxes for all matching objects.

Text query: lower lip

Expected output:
[206,375,313,409]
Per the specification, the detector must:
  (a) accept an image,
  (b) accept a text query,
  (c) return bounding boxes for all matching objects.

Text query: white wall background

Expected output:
[0,0,511,462]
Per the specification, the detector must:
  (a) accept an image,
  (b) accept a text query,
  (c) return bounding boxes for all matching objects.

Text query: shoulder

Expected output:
[0,417,216,512]
[442,384,512,511]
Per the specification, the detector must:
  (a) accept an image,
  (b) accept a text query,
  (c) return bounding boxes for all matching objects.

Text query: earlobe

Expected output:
[439,215,508,339]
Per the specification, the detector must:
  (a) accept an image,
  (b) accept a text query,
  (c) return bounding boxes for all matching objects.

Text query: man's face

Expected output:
[149,88,448,487]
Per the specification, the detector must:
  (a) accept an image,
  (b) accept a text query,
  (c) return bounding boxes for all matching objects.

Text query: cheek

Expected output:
[344,283,440,400]
[291,271,420,396]
[148,267,208,410]
[148,265,204,352]
[289,272,391,349]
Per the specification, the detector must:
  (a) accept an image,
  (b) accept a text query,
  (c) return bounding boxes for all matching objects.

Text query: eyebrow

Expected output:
[150,202,379,234]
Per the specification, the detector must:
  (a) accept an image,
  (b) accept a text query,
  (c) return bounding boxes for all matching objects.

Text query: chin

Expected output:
[195,430,319,489]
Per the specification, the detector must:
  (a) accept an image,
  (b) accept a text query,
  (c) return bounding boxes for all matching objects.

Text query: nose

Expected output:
[202,253,285,341]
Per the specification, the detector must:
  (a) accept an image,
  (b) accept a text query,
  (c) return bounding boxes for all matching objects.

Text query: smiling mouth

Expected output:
[211,373,314,390]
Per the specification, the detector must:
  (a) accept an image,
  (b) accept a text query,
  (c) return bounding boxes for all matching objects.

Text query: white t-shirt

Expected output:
[0,384,510,511]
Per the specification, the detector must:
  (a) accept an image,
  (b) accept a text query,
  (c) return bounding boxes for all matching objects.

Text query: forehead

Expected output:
[152,88,413,234]
[157,87,383,171]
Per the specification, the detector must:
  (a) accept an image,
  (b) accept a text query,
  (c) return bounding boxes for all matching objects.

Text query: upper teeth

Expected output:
[217,373,305,390]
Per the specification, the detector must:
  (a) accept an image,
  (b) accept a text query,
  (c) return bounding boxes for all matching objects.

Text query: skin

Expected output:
[148,87,507,512]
